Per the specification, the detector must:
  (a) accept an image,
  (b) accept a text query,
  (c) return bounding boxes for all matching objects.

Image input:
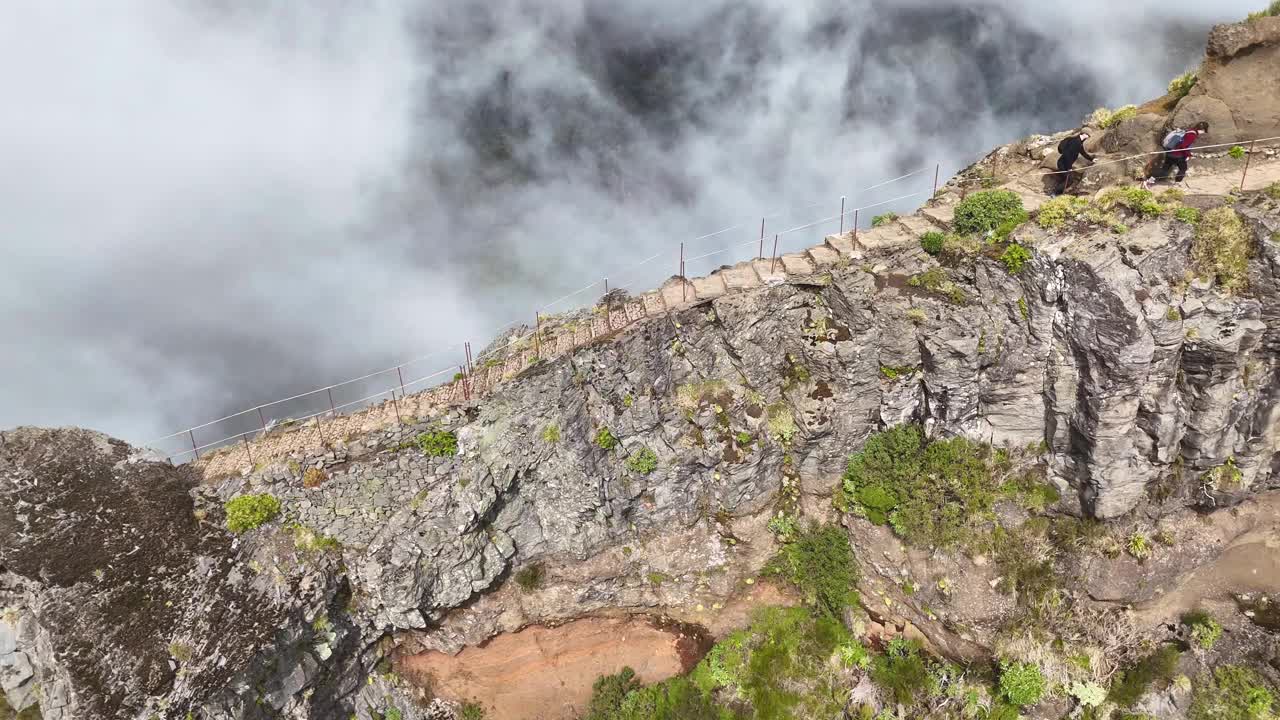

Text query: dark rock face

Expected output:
[0,428,414,720]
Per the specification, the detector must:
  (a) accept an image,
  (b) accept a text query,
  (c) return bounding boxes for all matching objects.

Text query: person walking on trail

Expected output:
[1051,131,1094,196]
[1145,121,1209,188]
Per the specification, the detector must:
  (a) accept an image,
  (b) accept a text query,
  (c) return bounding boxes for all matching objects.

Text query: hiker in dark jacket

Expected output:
[1146,121,1209,187]
[1052,131,1094,195]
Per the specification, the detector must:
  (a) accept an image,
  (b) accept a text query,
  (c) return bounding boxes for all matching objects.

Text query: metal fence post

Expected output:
[326,387,336,418]
[257,407,266,431]
[853,209,859,243]
[397,366,406,397]
[534,313,542,357]
[679,242,686,301]
[391,390,401,423]
[839,197,846,235]
[770,234,779,274]
[604,277,609,293]
[242,433,253,465]
[758,218,765,259]
[1240,140,1256,192]
[460,365,470,401]
[933,163,940,196]
[189,430,199,460]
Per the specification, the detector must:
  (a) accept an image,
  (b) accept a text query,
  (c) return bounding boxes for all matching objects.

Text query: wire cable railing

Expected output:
[149,134,1280,464]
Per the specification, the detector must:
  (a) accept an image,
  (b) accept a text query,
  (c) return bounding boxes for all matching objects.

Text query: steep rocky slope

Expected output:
[4,14,1280,720]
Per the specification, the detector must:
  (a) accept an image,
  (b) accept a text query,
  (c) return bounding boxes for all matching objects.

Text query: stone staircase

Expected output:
[194,154,1280,479]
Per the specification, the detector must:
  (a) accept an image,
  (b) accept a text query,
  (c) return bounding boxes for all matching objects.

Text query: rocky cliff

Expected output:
[4,14,1280,720]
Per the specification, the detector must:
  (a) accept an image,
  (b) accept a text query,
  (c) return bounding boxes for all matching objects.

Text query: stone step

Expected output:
[660,277,696,309]
[779,252,815,275]
[824,233,857,256]
[691,273,728,300]
[640,291,666,317]
[921,202,956,228]
[896,214,935,238]
[807,244,841,267]
[721,261,763,291]
[855,223,914,250]
[751,258,786,285]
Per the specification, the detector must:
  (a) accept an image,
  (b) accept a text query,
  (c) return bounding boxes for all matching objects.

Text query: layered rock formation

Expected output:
[4,14,1280,720]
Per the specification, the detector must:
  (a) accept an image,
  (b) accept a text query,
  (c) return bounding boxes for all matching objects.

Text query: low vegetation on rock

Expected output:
[595,427,620,451]
[871,211,898,227]
[223,493,281,533]
[953,190,1028,236]
[1192,207,1251,293]
[625,447,659,475]
[416,430,458,457]
[1168,71,1198,99]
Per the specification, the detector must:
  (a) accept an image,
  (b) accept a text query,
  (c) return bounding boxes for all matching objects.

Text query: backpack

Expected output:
[1162,129,1186,150]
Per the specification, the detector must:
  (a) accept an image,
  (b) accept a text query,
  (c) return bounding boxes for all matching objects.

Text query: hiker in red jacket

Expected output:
[1145,121,1209,188]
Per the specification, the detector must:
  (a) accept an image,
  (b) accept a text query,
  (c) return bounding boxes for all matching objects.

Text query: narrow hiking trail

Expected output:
[195,152,1280,480]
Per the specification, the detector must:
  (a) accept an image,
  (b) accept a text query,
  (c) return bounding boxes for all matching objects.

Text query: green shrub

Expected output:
[1037,195,1091,229]
[515,563,544,591]
[1175,206,1201,224]
[1099,187,1166,217]
[906,308,927,324]
[595,427,619,450]
[1000,243,1033,274]
[1127,532,1152,560]
[1182,610,1223,650]
[1109,645,1182,708]
[921,231,945,256]
[1203,457,1244,491]
[839,425,1034,549]
[1229,145,1247,160]
[1168,72,1198,99]
[1193,207,1251,293]
[763,523,859,615]
[872,211,899,227]
[542,424,561,443]
[460,703,487,720]
[871,638,930,706]
[767,512,798,541]
[1190,665,1275,720]
[907,267,967,304]
[1095,104,1138,129]
[1017,297,1029,321]
[998,660,1046,706]
[1267,181,1280,200]
[953,190,1028,235]
[224,494,281,533]
[416,430,458,457]
[626,447,659,475]
[1069,681,1107,708]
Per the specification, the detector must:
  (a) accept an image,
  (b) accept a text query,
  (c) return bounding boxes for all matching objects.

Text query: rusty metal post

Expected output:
[679,242,686,301]
[1240,140,1257,192]
[391,390,401,423]
[189,429,199,460]
[326,387,336,418]
[257,407,266,431]
[460,365,470,401]
[933,163,940,196]
[397,366,406,397]
[853,209,859,243]
[464,342,473,377]
[758,217,765,259]
[242,433,253,464]
[839,196,845,235]
[770,234,779,274]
